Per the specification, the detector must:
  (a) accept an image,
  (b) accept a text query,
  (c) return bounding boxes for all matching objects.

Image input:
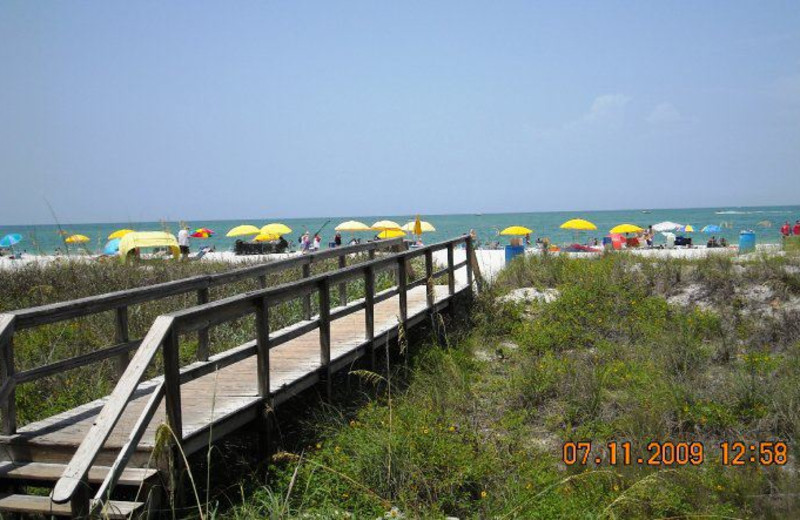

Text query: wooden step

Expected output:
[0,494,143,518]
[0,461,158,487]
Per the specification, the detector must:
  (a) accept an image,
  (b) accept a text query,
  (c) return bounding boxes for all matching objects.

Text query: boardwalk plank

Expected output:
[2,285,461,460]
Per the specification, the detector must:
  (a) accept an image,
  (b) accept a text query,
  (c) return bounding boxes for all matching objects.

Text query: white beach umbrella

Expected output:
[652,221,682,232]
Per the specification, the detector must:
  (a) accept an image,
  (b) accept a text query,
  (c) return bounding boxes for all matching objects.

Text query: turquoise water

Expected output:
[1,206,798,254]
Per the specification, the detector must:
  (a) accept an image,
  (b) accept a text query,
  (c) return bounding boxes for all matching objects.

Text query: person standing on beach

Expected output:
[313,234,321,251]
[301,232,310,253]
[334,232,342,247]
[178,225,190,259]
[781,221,791,237]
[793,220,800,236]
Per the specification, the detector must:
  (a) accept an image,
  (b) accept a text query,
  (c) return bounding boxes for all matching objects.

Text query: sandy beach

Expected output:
[2,243,782,288]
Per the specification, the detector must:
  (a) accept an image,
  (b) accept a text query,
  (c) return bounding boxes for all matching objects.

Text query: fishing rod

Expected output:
[44,197,70,255]
[312,219,331,237]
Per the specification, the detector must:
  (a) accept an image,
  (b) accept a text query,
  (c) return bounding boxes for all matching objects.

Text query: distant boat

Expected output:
[641,210,652,214]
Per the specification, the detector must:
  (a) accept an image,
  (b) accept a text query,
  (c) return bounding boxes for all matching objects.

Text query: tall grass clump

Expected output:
[218,251,800,519]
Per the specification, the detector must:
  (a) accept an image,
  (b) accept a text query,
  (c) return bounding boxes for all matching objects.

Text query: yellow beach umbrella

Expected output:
[377,229,406,239]
[108,229,135,240]
[371,220,402,231]
[260,223,292,236]
[253,233,280,242]
[335,220,371,232]
[65,234,91,244]
[610,224,643,234]
[683,225,695,233]
[500,226,533,236]
[560,219,597,231]
[226,224,261,237]
[401,219,436,233]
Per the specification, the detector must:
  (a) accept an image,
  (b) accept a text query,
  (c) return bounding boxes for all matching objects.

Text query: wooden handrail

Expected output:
[11,238,403,330]
[51,316,175,504]
[0,238,404,435]
[53,235,470,508]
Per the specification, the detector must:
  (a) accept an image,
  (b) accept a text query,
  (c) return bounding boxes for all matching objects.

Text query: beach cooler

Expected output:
[739,230,756,253]
[505,244,525,264]
[604,235,624,250]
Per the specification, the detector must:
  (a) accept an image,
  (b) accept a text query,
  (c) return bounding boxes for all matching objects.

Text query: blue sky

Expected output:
[1,1,798,224]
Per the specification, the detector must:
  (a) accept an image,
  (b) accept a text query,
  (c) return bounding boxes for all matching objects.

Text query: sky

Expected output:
[1,1,798,225]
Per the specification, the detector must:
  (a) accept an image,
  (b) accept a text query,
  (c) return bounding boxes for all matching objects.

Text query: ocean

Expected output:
[2,206,799,254]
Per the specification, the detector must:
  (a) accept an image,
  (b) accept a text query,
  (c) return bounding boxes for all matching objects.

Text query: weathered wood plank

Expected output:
[50,315,173,504]
[0,314,16,435]
[14,340,142,385]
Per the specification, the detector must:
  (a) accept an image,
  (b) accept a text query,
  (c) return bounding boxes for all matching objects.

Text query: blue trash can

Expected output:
[505,244,525,264]
[739,230,756,253]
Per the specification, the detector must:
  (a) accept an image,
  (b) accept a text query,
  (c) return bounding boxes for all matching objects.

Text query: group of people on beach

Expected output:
[299,232,322,253]
[780,221,800,238]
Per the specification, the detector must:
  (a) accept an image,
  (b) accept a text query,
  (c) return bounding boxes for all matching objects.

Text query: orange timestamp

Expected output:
[562,441,789,467]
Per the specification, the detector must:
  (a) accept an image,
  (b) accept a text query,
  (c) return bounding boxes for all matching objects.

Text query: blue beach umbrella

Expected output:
[702,225,721,234]
[0,234,22,248]
[103,238,121,255]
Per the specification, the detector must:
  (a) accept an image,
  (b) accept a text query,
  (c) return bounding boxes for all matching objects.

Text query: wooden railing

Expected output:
[0,238,404,436]
[50,235,476,513]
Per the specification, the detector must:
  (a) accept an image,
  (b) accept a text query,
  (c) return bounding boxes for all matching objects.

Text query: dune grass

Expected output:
[1,253,419,426]
[217,251,800,519]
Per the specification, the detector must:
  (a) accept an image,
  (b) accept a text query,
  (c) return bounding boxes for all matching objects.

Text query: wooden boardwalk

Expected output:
[7,284,449,459]
[0,236,477,518]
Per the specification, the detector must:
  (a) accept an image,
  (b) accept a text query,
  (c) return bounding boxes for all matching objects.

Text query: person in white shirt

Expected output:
[178,226,190,259]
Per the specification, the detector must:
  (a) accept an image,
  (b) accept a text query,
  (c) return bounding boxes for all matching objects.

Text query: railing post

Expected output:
[338,255,347,306]
[0,315,16,435]
[447,242,455,296]
[368,247,376,260]
[255,297,270,399]
[255,296,272,456]
[318,279,332,399]
[302,262,312,320]
[364,266,376,369]
[114,306,130,377]
[197,286,210,361]
[258,274,267,289]
[71,477,90,518]
[398,256,408,323]
[425,249,434,310]
[465,236,474,290]
[163,330,183,441]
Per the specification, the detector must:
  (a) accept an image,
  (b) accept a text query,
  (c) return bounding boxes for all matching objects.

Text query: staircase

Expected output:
[0,459,159,518]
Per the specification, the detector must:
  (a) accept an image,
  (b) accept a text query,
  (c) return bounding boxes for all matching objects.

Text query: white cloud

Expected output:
[532,93,632,140]
[646,102,688,124]
[585,94,631,122]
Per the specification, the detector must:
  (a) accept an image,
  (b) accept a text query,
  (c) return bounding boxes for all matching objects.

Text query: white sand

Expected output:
[0,243,783,278]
